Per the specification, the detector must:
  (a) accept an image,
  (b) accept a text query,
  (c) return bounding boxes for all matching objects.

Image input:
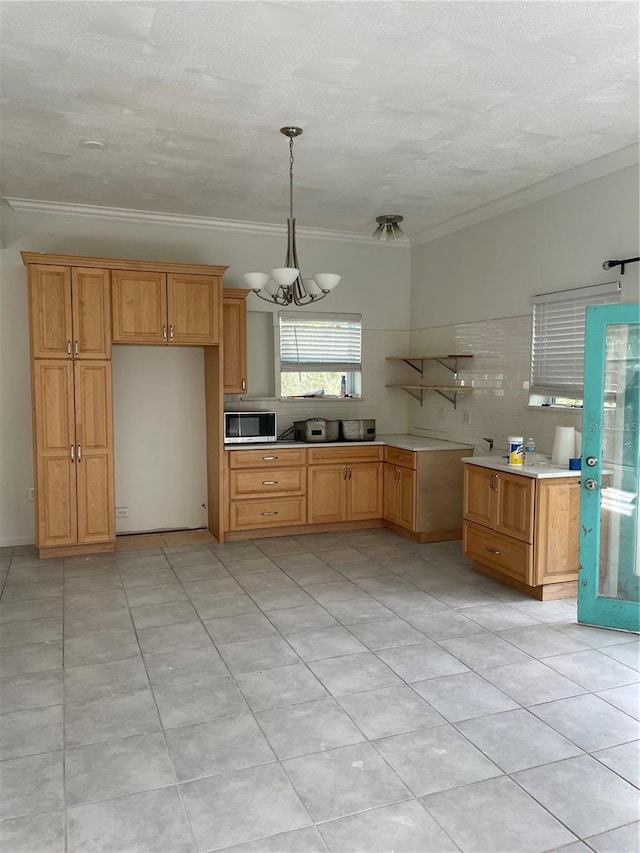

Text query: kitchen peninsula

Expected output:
[462,457,582,600]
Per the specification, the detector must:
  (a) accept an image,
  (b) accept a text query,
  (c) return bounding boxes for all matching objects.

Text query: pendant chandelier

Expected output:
[243,127,341,306]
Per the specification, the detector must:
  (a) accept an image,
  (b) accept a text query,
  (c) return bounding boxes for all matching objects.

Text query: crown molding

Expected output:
[410,144,640,246]
[2,197,409,248]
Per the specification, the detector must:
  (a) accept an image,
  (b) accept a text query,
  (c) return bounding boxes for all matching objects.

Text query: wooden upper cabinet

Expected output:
[28,265,111,359]
[72,268,111,358]
[111,270,167,344]
[28,265,72,359]
[223,288,249,393]
[168,274,219,345]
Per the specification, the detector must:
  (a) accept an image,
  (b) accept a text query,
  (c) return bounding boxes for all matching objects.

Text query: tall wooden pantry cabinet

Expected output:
[23,253,228,558]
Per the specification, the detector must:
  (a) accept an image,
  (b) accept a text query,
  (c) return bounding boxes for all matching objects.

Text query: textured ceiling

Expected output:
[1,1,638,236]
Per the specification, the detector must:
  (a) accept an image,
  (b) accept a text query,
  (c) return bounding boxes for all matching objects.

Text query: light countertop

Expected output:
[462,456,581,479]
[225,434,473,452]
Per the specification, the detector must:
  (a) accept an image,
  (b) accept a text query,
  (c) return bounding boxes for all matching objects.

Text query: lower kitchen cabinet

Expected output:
[463,462,580,599]
[382,446,469,542]
[383,462,415,530]
[307,446,383,524]
[226,448,307,532]
[32,360,115,553]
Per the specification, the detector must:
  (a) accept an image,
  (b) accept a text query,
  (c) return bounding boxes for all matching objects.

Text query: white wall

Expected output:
[0,207,410,544]
[408,165,640,457]
[112,346,208,534]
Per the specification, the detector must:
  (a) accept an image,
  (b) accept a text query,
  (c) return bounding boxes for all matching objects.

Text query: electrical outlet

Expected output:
[28,487,35,501]
[462,410,470,424]
[115,507,129,518]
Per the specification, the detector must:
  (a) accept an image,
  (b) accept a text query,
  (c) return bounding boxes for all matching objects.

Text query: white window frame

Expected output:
[529,280,621,406]
[276,311,362,399]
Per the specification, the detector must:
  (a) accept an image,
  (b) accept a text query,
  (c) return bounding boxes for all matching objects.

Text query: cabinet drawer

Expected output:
[229,448,307,469]
[229,497,306,530]
[229,468,305,499]
[463,521,532,584]
[384,447,417,469]
[307,445,383,465]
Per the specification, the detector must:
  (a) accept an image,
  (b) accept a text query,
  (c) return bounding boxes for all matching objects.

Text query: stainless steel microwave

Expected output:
[224,411,277,444]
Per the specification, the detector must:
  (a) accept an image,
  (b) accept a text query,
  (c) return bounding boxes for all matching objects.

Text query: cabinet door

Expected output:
[495,472,535,543]
[348,463,382,520]
[533,479,580,584]
[32,361,77,547]
[168,274,219,345]
[308,465,347,523]
[463,465,495,527]
[383,463,399,524]
[72,268,111,359]
[28,265,73,359]
[111,270,167,344]
[222,290,248,392]
[74,362,115,544]
[397,467,416,530]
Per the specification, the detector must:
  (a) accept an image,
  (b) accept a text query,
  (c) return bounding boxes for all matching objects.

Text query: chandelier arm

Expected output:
[252,288,291,306]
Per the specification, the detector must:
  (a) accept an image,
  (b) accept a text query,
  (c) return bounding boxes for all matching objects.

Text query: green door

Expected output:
[579,302,640,632]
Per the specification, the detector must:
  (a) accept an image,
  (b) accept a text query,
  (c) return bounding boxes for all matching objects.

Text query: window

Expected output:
[278,312,362,398]
[530,281,621,406]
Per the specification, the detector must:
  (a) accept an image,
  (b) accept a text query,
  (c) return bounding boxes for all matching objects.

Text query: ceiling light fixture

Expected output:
[82,140,106,150]
[243,127,341,306]
[372,214,405,241]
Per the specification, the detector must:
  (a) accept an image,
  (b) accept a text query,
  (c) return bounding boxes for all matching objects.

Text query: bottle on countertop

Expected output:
[340,375,347,397]
[524,437,536,466]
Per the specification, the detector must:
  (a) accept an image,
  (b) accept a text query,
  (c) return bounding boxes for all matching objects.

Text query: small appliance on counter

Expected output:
[224,411,277,444]
[340,419,376,441]
[294,418,340,442]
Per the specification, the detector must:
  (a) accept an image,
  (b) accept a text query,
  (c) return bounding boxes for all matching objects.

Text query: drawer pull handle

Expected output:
[74,340,79,356]
[67,341,72,356]
[262,480,278,485]
[262,511,278,516]
[486,546,501,555]
[169,324,174,340]
[162,325,167,340]
[261,456,277,461]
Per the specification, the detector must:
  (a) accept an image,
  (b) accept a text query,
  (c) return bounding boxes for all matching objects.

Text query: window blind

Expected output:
[279,312,362,373]
[530,281,621,397]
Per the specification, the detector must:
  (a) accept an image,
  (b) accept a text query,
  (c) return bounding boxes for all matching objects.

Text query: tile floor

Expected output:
[0,529,638,853]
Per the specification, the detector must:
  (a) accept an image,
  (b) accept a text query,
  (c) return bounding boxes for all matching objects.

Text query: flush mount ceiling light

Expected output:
[372,214,405,241]
[243,127,341,306]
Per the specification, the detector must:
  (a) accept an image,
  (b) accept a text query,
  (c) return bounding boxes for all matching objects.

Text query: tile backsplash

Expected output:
[406,315,582,457]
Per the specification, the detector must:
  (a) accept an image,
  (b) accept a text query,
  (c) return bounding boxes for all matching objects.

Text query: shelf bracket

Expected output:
[404,387,424,406]
[434,389,458,409]
[434,357,460,378]
[402,358,424,377]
